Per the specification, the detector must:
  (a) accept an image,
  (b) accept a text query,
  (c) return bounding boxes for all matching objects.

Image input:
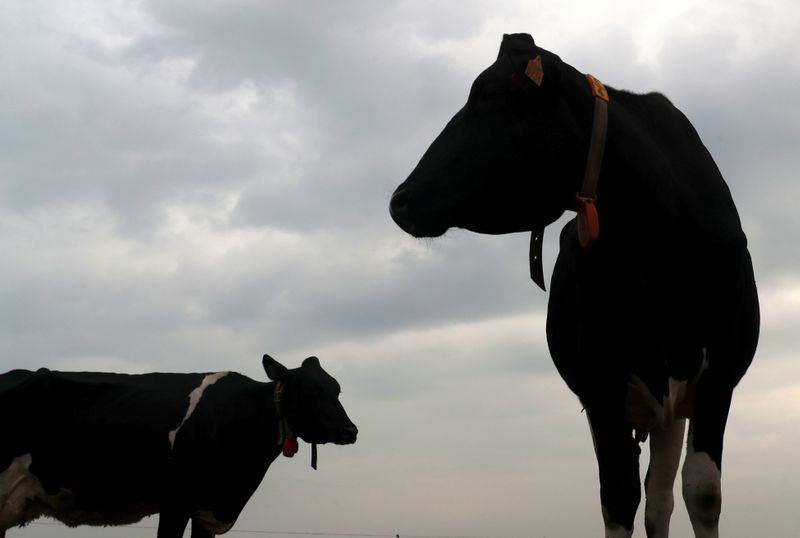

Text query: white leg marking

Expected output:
[169,372,229,449]
[645,418,686,537]
[682,428,721,538]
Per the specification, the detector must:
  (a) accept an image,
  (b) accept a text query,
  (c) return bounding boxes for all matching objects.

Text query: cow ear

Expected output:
[263,354,288,381]
[301,356,321,369]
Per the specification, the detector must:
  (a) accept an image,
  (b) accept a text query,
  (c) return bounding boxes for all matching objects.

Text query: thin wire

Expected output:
[29,520,503,538]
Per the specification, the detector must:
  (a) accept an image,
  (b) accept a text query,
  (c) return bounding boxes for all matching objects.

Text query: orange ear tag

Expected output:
[577,199,599,248]
[525,56,544,86]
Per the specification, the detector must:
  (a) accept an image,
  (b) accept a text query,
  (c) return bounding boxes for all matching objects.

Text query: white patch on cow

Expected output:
[601,505,633,538]
[625,375,689,433]
[192,510,234,534]
[682,432,722,538]
[169,371,229,449]
[626,348,709,437]
[0,453,40,529]
[645,418,686,537]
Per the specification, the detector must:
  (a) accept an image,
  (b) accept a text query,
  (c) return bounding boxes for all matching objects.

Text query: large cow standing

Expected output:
[390,34,758,537]
[0,355,357,538]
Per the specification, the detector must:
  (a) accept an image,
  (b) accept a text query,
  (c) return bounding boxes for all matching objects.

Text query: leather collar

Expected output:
[529,73,609,290]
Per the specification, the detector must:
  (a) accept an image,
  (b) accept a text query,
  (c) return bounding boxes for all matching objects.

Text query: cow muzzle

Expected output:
[335,424,358,445]
[389,187,449,238]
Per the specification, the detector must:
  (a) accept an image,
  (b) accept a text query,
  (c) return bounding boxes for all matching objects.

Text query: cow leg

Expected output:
[682,378,733,538]
[644,418,686,537]
[191,519,215,538]
[587,408,641,537]
[157,511,190,538]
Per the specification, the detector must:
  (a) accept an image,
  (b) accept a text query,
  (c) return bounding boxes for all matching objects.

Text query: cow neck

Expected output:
[529,73,608,291]
[273,381,318,469]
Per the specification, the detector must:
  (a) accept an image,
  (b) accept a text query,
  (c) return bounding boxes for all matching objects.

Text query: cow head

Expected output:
[263,354,358,446]
[390,33,593,238]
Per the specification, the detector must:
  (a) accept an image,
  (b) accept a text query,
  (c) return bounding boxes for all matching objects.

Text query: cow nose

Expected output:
[389,189,409,222]
[339,424,358,444]
[390,188,421,236]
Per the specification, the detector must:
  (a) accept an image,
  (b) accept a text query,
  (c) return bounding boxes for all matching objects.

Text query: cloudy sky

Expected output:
[3,1,799,537]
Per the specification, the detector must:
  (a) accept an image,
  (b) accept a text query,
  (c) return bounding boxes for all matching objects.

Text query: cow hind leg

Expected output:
[682,379,734,538]
[683,424,722,538]
[644,418,686,537]
[587,408,641,537]
[157,511,190,538]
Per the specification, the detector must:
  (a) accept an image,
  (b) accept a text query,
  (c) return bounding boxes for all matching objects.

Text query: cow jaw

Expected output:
[390,182,549,238]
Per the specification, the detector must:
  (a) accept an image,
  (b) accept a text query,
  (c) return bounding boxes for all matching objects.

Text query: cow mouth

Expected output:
[302,425,358,446]
[335,425,358,445]
[389,190,450,238]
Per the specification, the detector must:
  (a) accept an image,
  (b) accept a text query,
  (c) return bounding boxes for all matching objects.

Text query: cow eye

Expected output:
[478,83,504,101]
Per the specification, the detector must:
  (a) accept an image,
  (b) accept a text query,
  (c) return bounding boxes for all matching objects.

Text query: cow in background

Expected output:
[390,33,758,537]
[0,354,357,538]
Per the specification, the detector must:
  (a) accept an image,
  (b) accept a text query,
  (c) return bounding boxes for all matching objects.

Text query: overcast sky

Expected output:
[2,1,799,537]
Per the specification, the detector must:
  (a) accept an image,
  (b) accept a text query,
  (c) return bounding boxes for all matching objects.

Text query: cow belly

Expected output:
[0,453,157,529]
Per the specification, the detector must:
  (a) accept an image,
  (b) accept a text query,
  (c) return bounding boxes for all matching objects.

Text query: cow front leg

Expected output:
[644,418,686,537]
[587,408,641,537]
[157,511,190,538]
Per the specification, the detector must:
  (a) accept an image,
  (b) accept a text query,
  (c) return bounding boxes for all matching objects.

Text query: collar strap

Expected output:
[274,381,284,410]
[574,74,608,248]
[273,381,317,469]
[274,382,293,447]
[529,73,608,289]
[579,74,609,201]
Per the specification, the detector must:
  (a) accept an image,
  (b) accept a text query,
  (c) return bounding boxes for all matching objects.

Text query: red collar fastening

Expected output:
[574,73,609,248]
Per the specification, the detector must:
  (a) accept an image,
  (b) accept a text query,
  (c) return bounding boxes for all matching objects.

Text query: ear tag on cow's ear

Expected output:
[283,434,299,457]
[576,198,600,248]
[525,56,544,86]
